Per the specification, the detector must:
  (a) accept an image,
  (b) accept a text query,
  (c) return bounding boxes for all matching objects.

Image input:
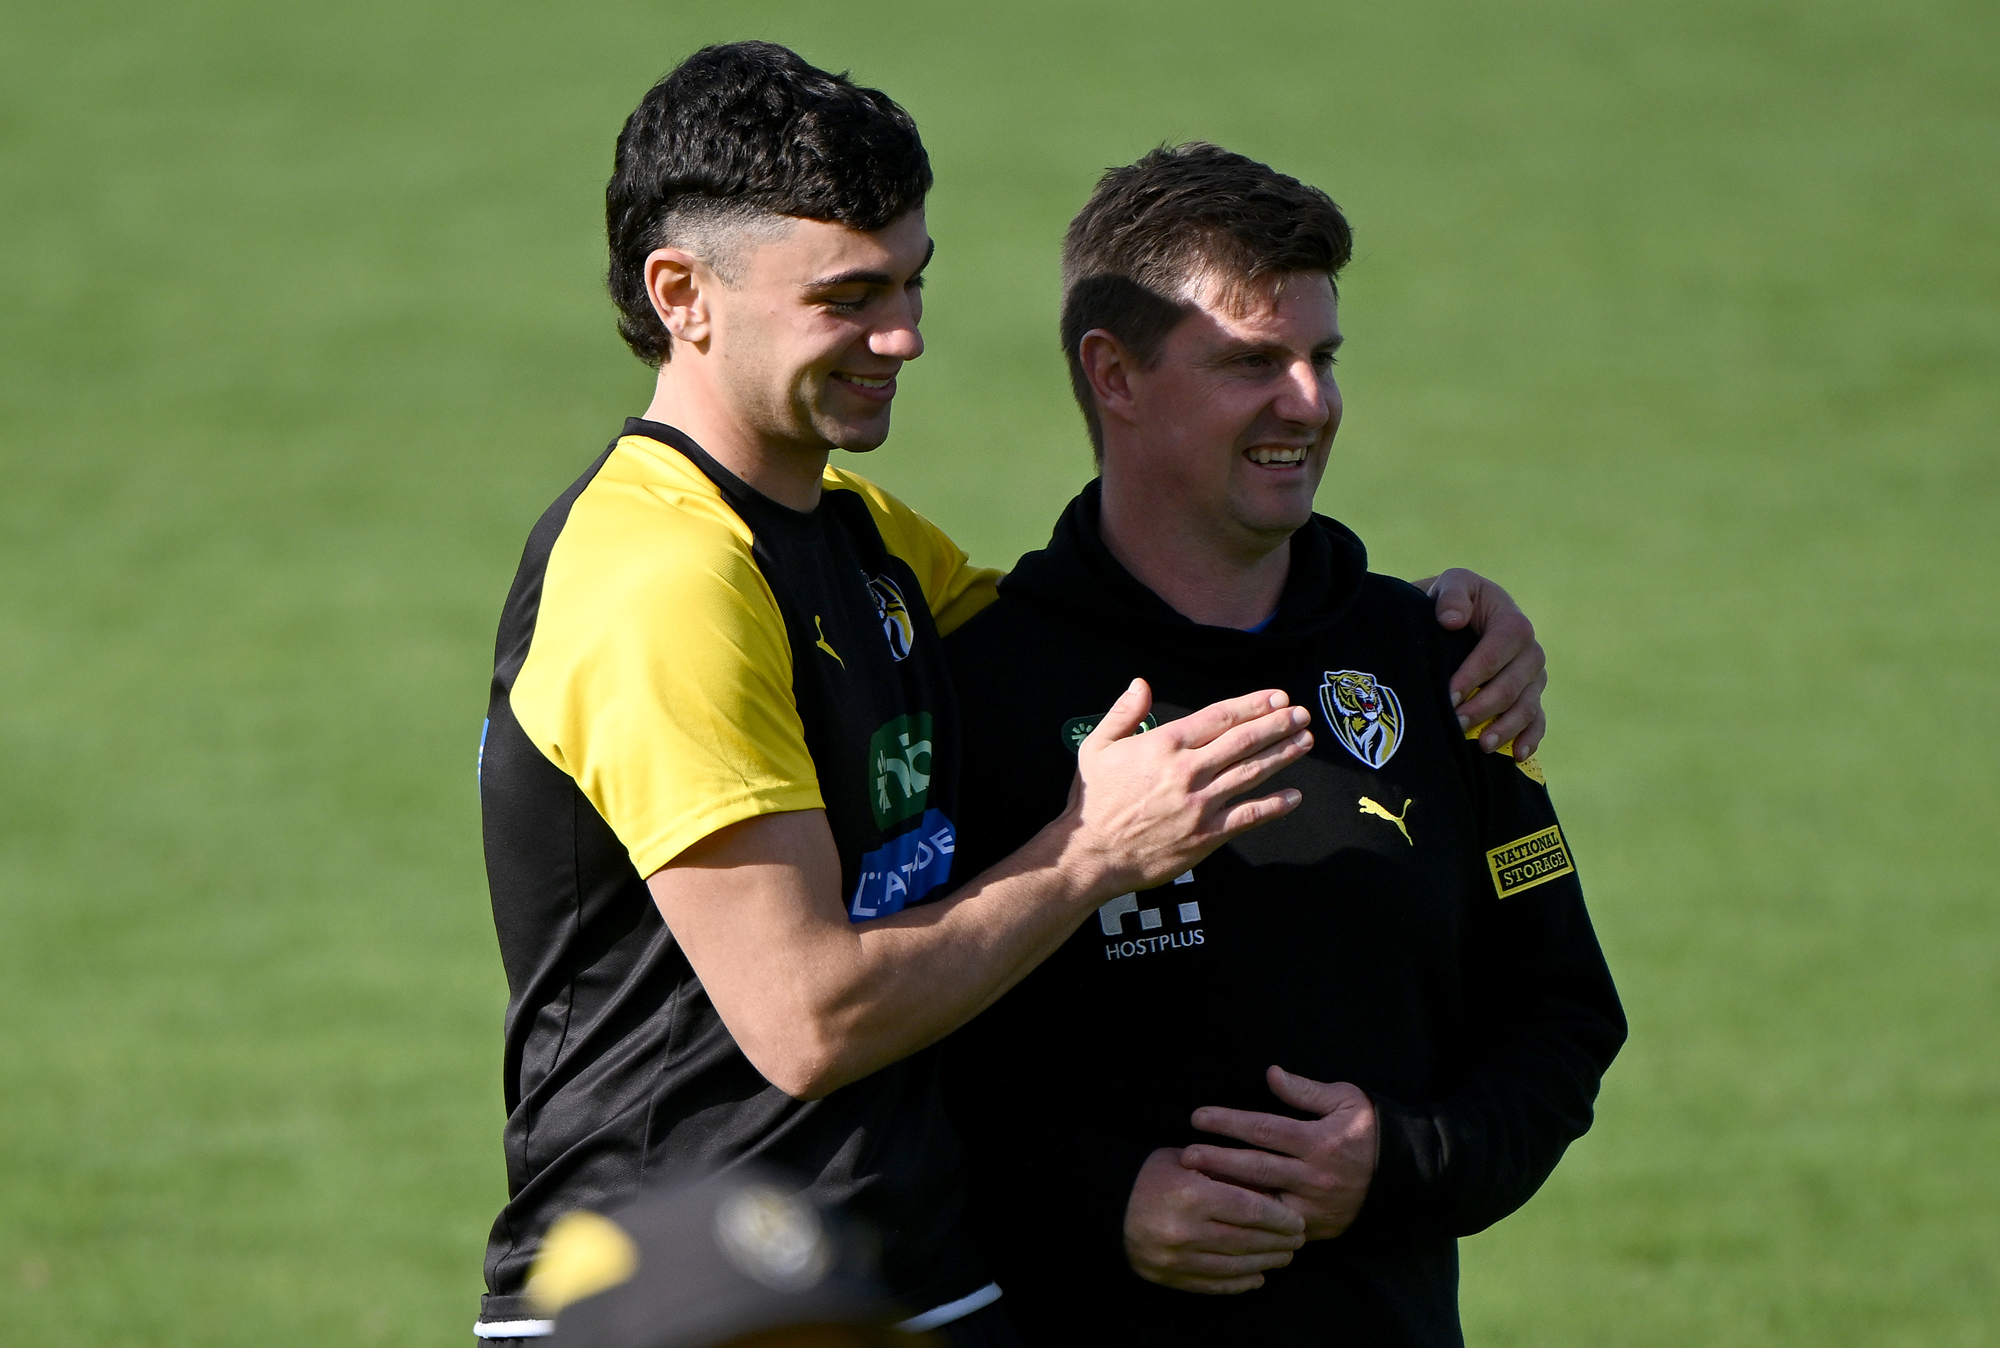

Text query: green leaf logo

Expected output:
[1060,710,1158,753]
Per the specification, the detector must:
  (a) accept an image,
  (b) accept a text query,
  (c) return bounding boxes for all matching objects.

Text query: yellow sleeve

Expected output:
[511,452,824,877]
[826,467,1003,636]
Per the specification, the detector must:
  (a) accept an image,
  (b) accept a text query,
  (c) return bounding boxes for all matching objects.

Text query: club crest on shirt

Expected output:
[1319,669,1404,770]
[867,574,915,662]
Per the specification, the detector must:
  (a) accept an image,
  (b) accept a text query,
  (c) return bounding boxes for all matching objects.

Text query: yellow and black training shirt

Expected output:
[476,419,999,1326]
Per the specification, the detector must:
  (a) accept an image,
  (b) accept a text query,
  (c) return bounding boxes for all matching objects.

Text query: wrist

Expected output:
[1026,812,1131,911]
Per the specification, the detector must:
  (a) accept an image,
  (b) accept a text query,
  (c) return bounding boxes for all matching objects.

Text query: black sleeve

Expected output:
[1349,713,1627,1242]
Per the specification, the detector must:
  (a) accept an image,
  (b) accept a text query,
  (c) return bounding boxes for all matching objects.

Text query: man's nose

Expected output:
[870,296,924,362]
[1275,358,1330,426]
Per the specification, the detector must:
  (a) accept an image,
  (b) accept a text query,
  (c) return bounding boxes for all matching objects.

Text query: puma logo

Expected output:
[1358,796,1412,845]
[813,615,844,668]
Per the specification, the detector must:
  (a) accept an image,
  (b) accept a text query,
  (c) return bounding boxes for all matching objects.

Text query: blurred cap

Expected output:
[529,1166,923,1348]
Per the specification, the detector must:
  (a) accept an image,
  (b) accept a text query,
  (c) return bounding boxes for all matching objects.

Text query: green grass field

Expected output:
[3,1,1995,1343]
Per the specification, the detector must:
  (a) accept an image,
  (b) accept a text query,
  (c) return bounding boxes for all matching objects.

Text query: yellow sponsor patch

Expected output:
[1485,825,1575,898]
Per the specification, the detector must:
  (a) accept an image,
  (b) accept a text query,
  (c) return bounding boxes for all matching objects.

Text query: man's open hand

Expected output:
[1062,679,1312,897]
[1181,1068,1380,1241]
[1122,1147,1307,1294]
[1416,568,1547,759]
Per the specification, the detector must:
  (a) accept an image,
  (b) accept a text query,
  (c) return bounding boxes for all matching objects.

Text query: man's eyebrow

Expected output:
[802,238,935,292]
[1209,330,1345,363]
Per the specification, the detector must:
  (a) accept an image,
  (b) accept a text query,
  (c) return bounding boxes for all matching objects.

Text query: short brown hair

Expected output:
[1060,143,1353,454]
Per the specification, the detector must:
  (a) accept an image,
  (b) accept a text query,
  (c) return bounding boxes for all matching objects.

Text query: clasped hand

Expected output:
[1123,1067,1380,1294]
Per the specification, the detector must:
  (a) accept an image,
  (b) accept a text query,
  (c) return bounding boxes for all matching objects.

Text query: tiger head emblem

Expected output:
[1318,669,1404,770]
[867,574,915,662]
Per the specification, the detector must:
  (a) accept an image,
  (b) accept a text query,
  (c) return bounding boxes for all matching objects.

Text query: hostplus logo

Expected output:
[1097,871,1203,961]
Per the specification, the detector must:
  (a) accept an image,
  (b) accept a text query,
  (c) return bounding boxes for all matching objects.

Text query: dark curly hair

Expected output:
[606,42,933,366]
[1060,143,1353,455]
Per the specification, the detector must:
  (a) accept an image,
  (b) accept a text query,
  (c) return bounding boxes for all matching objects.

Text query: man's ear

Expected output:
[1079,329,1139,428]
[644,248,713,348]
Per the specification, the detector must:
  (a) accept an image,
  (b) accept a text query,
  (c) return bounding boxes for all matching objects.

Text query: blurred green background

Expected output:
[2,0,1994,1343]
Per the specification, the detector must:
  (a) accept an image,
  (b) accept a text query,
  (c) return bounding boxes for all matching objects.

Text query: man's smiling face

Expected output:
[1120,271,1342,552]
[711,209,931,455]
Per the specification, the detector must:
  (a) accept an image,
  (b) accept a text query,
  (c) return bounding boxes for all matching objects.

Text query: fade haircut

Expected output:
[607,41,933,366]
[1060,143,1353,455]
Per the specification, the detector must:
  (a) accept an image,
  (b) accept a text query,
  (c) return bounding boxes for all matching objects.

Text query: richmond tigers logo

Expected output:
[867,574,915,662]
[1319,669,1404,770]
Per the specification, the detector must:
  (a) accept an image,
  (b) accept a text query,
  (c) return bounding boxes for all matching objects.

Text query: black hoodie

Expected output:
[942,484,1625,1347]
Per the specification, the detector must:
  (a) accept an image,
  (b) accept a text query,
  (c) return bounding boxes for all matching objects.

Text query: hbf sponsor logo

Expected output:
[868,712,933,831]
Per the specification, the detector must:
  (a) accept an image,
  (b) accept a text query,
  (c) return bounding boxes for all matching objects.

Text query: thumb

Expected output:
[1429,568,1473,630]
[1080,678,1153,755]
[1267,1065,1349,1117]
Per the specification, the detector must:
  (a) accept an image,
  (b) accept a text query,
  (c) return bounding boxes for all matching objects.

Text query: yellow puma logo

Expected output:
[813,615,844,668]
[1358,796,1412,845]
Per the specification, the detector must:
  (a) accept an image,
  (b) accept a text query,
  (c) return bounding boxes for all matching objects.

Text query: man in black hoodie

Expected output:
[943,145,1626,1346]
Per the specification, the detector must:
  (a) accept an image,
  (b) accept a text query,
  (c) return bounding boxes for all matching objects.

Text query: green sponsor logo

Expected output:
[1060,711,1159,753]
[869,712,934,830]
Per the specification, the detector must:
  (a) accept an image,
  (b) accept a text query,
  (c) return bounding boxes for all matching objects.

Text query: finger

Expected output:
[1148,1266,1274,1295]
[1197,726,1314,800]
[1170,1248,1296,1277]
[1265,1065,1354,1117]
[1473,667,1546,755]
[1212,788,1303,837]
[1449,618,1537,724]
[1182,1144,1316,1197]
[1454,631,1541,730]
[1427,567,1474,629]
[1159,690,1296,752]
[1079,678,1154,753]
[1514,696,1547,760]
[1189,1105,1320,1159]
[1177,1216,1304,1254]
[1177,1166,1306,1235]
[1188,705,1313,780]
[1174,1275,1269,1295]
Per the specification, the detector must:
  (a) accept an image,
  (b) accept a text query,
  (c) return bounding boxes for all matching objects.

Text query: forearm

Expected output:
[1346,740,1624,1238]
[656,683,1312,1099]
[1353,996,1625,1240]
[777,821,1115,1096]
[661,809,1122,1101]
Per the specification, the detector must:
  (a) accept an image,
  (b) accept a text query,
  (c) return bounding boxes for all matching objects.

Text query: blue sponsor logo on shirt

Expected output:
[848,809,956,922]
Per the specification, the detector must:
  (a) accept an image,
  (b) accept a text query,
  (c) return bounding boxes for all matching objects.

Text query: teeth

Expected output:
[1247,447,1307,465]
[842,375,890,389]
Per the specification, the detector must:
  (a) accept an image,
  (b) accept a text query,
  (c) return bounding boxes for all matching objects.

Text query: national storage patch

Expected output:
[1485,825,1575,897]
